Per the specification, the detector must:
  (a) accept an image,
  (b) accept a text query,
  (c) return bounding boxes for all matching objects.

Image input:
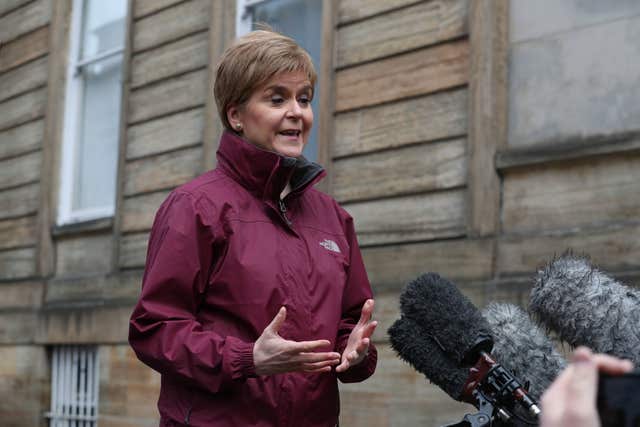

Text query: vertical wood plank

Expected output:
[316,0,337,195]
[112,0,137,273]
[37,0,69,277]
[466,0,509,238]
[202,0,236,172]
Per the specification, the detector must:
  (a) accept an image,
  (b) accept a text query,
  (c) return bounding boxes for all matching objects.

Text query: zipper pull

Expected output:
[278,199,292,226]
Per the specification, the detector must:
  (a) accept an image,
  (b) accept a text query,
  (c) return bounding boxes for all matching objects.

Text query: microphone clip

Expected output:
[441,390,496,427]
[446,352,540,427]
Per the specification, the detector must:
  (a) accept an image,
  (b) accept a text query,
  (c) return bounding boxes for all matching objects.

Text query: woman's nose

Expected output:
[286,100,303,119]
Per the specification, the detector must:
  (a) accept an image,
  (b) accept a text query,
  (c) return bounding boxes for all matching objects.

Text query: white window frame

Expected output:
[58,0,126,225]
[45,346,100,427]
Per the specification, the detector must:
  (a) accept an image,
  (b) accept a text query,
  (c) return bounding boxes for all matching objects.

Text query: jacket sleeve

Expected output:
[335,213,378,383]
[128,191,256,393]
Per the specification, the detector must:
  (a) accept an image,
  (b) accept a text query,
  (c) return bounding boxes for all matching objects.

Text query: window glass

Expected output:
[60,0,127,224]
[74,54,124,211]
[80,1,127,59]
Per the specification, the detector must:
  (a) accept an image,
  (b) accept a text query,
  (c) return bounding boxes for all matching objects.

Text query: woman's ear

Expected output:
[227,105,242,132]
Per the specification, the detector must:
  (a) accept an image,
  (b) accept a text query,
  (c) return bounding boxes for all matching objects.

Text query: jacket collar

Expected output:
[216,130,325,201]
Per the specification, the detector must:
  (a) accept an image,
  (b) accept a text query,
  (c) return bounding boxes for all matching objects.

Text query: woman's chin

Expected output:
[274,142,305,158]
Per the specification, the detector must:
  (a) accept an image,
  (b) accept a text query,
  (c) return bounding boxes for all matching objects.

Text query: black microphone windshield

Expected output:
[482,302,567,400]
[530,254,640,364]
[400,273,493,365]
[388,316,469,402]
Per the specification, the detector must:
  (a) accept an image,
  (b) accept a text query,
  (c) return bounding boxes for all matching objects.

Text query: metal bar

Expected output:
[244,0,269,7]
[51,349,59,427]
[62,347,69,427]
[44,414,99,421]
[92,347,100,426]
[87,348,96,426]
[76,47,124,69]
[72,347,79,427]
[79,349,87,427]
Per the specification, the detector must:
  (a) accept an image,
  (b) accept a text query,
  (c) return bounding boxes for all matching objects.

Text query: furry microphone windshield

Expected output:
[388,316,470,402]
[530,254,640,364]
[482,302,567,400]
[400,272,494,365]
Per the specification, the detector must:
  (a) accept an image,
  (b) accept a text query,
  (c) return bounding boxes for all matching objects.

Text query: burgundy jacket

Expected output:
[129,131,377,426]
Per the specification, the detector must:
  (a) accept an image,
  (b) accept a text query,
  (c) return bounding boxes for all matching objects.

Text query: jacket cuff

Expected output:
[224,336,257,380]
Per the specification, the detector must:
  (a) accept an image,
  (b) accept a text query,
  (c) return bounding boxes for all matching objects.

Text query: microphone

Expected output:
[391,273,541,425]
[481,302,567,400]
[530,254,640,364]
[388,315,470,401]
[399,273,492,366]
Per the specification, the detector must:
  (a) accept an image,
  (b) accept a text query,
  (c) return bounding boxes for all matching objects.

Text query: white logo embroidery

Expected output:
[319,239,341,254]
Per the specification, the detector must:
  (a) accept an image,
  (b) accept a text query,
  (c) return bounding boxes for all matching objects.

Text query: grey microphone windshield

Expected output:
[530,254,640,364]
[482,302,567,400]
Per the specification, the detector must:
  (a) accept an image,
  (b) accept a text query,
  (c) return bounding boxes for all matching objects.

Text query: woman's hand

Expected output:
[253,307,341,376]
[336,299,378,373]
[540,346,633,427]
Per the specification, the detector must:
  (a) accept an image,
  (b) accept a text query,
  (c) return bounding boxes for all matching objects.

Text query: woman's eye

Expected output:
[271,96,284,104]
[298,96,310,106]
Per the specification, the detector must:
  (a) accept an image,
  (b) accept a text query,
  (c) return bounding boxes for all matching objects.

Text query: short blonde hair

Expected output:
[214,29,317,132]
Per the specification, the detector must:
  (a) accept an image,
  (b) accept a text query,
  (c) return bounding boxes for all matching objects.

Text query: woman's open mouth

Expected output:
[279,129,301,137]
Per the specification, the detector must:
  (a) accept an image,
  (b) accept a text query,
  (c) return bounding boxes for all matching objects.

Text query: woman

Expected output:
[129,29,378,427]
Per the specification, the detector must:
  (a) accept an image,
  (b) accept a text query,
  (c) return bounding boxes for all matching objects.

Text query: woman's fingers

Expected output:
[355,337,370,354]
[335,359,349,372]
[357,299,374,325]
[300,358,341,372]
[361,320,378,339]
[288,339,333,354]
[265,306,287,334]
[295,351,341,364]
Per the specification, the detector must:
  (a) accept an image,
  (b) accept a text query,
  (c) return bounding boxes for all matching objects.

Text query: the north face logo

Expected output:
[319,239,341,253]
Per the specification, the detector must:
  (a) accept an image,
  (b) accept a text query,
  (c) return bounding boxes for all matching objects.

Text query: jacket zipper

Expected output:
[184,407,192,425]
[278,199,292,226]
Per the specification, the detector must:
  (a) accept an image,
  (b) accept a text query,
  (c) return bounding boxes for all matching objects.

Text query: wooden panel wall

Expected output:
[498,150,640,277]
[332,1,474,425]
[0,10,51,420]
[333,0,472,307]
[116,0,214,269]
[0,1,50,305]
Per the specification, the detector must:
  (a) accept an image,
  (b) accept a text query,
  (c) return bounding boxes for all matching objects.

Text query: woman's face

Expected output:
[228,71,314,158]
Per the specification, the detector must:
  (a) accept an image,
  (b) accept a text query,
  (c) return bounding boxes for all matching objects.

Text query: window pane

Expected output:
[80,0,127,59]
[73,54,123,212]
[251,0,323,162]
